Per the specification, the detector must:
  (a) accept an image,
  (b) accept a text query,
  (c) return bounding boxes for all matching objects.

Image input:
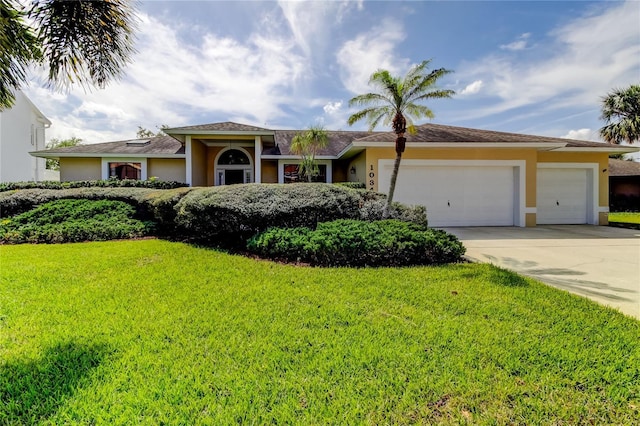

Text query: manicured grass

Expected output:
[609,212,640,224]
[1,240,638,424]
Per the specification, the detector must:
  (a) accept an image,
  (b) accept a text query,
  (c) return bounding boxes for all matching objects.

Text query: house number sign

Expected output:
[368,164,375,191]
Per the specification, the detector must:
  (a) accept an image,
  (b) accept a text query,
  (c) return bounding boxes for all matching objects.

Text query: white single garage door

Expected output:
[379,163,516,227]
[537,168,589,224]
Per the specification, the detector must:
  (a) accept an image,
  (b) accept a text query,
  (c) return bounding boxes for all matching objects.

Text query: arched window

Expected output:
[217,149,250,165]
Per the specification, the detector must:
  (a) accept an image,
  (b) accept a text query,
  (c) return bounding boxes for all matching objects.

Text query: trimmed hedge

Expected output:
[0,199,154,244]
[174,183,427,245]
[0,187,194,221]
[0,183,429,247]
[247,219,465,267]
[0,179,187,192]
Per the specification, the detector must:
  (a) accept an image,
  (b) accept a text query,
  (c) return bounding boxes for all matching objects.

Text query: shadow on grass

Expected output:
[486,265,530,287]
[0,342,110,424]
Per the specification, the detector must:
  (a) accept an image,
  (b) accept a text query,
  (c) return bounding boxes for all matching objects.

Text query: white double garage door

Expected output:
[379,160,599,227]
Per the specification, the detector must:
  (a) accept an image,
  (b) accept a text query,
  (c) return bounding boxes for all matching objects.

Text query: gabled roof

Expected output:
[31,135,184,158]
[609,158,640,177]
[352,123,611,148]
[166,121,272,133]
[273,130,377,156]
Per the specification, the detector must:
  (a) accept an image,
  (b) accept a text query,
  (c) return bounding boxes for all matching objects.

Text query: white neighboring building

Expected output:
[0,91,52,182]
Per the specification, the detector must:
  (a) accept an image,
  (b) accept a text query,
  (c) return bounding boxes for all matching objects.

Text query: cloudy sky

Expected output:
[24,0,640,147]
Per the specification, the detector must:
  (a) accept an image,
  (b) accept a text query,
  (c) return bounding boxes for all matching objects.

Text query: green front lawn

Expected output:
[1,240,638,424]
[609,212,640,224]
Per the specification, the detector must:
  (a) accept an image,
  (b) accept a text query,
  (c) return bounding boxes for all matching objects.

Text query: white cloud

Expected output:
[455,1,640,122]
[460,80,483,95]
[336,19,408,94]
[500,33,531,51]
[562,128,595,141]
[323,101,343,115]
[277,1,361,59]
[28,12,309,143]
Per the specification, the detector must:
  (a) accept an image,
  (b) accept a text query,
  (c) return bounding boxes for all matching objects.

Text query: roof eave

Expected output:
[30,152,186,159]
[554,146,640,153]
[351,141,569,150]
[165,129,275,136]
[260,155,338,160]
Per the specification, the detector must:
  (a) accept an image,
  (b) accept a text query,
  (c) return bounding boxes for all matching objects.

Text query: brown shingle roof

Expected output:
[609,158,640,176]
[33,135,184,156]
[353,123,609,147]
[166,121,271,132]
[274,130,378,156]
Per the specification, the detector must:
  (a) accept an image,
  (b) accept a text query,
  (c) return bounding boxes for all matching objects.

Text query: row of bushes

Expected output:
[247,219,465,267]
[0,199,154,244]
[0,178,188,192]
[0,184,426,240]
[0,183,465,265]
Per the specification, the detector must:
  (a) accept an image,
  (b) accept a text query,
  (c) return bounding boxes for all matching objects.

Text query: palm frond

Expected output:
[0,0,41,109]
[599,84,640,144]
[30,0,137,90]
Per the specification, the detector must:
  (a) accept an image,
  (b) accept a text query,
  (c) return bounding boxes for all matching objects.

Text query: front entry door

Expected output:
[217,168,252,185]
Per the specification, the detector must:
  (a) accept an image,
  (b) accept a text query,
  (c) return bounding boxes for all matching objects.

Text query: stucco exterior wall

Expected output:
[261,160,278,183]
[364,147,539,208]
[191,140,207,187]
[361,147,611,226]
[148,158,186,183]
[59,158,101,181]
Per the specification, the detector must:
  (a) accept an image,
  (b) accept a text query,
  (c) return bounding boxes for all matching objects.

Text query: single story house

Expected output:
[608,158,640,211]
[31,121,638,227]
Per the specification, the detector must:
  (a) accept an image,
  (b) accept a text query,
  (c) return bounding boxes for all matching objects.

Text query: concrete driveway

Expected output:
[442,225,640,320]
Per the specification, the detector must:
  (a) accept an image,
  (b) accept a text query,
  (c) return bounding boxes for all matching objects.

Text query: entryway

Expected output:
[216,148,253,185]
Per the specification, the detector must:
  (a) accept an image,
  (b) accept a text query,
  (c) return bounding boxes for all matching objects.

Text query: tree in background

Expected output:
[347,60,454,217]
[600,84,640,145]
[136,125,169,139]
[45,136,82,170]
[0,0,137,109]
[290,126,329,182]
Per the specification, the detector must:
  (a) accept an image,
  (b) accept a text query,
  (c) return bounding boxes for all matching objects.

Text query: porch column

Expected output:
[254,135,262,183]
[185,135,192,186]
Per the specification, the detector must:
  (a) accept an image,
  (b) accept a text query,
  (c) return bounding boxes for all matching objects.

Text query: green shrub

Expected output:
[175,184,367,244]
[247,219,465,267]
[0,199,155,244]
[334,181,366,189]
[174,183,429,246]
[0,187,194,222]
[0,179,187,193]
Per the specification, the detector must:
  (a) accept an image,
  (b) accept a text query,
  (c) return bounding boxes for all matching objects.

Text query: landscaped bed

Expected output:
[1,239,638,424]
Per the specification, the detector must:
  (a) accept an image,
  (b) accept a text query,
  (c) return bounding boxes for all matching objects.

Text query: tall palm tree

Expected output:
[290,125,329,182]
[347,59,454,217]
[0,0,137,109]
[600,84,640,145]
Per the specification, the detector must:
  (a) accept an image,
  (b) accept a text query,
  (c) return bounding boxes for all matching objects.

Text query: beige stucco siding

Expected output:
[59,158,101,181]
[148,158,186,183]
[191,140,207,187]
[364,147,538,208]
[261,160,278,183]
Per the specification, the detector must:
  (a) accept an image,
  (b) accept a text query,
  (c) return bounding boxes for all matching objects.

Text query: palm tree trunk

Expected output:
[383,151,403,218]
[383,134,406,219]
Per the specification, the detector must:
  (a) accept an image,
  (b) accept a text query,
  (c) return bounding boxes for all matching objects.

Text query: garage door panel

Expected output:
[537,168,588,224]
[381,164,515,227]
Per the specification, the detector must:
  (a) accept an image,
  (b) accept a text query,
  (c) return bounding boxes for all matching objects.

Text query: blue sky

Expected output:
[25,0,640,149]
